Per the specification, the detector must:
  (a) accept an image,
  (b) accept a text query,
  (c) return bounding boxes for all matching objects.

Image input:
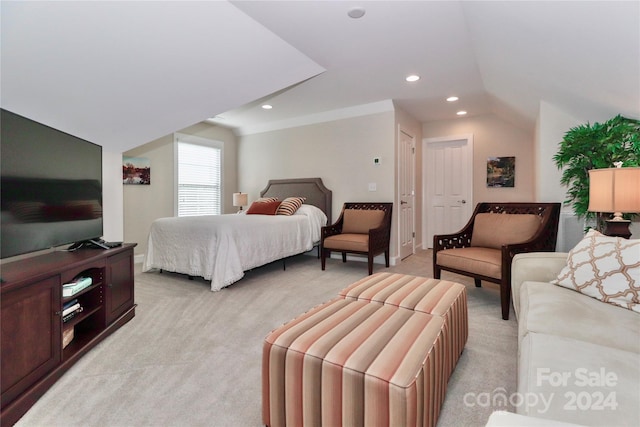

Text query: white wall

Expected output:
[422,114,535,204]
[536,101,583,204]
[123,122,238,257]
[535,100,640,249]
[238,111,397,258]
[102,150,124,242]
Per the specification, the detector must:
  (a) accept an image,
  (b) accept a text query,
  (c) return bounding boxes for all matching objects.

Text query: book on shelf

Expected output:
[62,276,92,297]
[62,306,84,323]
[63,298,78,310]
[62,302,81,317]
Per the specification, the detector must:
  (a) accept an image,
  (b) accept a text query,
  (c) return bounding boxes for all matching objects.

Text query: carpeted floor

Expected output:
[15,250,517,427]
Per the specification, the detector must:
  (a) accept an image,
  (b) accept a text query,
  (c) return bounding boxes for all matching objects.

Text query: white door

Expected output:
[398,129,415,259]
[423,135,473,248]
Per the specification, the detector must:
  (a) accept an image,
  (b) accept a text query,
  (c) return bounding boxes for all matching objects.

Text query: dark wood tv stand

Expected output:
[0,244,137,426]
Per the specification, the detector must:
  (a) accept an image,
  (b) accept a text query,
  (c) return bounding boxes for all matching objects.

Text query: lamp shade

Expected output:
[233,192,248,207]
[588,167,640,213]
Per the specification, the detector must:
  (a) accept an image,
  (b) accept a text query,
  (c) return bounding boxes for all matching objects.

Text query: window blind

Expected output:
[177,141,221,217]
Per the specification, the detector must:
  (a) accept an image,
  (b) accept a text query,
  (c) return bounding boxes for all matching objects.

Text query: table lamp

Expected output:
[233,192,248,213]
[588,165,640,238]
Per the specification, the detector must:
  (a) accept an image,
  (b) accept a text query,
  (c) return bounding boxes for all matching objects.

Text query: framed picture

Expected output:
[487,156,515,187]
[123,156,150,185]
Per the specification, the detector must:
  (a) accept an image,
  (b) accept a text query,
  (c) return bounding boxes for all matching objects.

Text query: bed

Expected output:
[142,178,332,291]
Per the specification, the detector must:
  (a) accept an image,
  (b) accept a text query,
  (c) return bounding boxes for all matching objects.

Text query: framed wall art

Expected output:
[487,156,515,188]
[123,156,150,185]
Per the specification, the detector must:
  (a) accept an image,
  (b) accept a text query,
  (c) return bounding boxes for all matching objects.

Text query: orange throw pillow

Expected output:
[246,200,281,215]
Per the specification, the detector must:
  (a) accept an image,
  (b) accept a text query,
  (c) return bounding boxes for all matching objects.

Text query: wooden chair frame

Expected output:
[433,202,561,320]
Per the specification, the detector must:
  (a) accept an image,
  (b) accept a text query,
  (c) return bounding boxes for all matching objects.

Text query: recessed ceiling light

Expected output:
[348,7,366,19]
[446,96,459,102]
[405,75,420,82]
[261,104,273,110]
[456,110,467,116]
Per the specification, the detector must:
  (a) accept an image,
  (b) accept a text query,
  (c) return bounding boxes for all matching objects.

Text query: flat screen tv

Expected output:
[1,109,103,259]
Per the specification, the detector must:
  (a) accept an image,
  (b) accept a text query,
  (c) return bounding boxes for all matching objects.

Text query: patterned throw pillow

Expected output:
[276,197,306,216]
[255,197,279,203]
[552,230,640,312]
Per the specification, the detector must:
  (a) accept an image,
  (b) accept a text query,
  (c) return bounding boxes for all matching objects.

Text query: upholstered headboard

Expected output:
[260,178,333,224]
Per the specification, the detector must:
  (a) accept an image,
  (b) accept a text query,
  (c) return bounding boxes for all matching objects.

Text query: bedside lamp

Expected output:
[232,192,248,213]
[588,165,640,238]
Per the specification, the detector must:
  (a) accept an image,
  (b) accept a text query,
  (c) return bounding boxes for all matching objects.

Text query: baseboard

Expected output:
[134,253,145,264]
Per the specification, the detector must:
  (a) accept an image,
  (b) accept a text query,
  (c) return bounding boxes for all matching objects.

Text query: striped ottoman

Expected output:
[263,298,448,427]
[338,272,468,380]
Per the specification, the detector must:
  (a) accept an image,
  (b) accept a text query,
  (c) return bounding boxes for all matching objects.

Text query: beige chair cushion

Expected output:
[323,233,369,252]
[471,213,541,249]
[436,247,501,279]
[342,209,384,234]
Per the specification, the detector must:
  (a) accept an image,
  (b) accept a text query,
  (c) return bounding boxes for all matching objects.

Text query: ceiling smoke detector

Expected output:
[348,7,366,19]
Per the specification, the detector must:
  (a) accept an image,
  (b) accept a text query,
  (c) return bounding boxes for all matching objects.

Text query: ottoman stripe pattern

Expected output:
[339,272,468,379]
[263,273,468,427]
[263,298,447,427]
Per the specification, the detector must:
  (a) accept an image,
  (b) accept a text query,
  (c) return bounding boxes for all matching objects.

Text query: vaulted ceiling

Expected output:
[2,1,638,151]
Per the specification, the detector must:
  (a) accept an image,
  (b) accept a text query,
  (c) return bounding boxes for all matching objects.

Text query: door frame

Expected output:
[397,126,416,260]
[422,134,474,248]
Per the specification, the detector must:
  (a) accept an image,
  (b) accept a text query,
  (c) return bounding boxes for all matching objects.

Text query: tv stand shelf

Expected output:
[0,243,136,426]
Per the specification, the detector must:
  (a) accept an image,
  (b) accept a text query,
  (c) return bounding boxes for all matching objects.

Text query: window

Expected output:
[175,134,223,216]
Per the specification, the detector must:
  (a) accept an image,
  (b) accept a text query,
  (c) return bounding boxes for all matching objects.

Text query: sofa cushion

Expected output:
[341,209,384,234]
[471,213,541,249]
[323,233,369,252]
[436,247,501,279]
[518,332,640,427]
[551,230,640,312]
[518,281,640,354]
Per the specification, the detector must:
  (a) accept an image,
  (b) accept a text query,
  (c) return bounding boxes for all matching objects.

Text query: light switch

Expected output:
[368,182,377,191]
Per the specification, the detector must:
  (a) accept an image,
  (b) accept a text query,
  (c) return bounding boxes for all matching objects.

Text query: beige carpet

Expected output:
[16,250,517,427]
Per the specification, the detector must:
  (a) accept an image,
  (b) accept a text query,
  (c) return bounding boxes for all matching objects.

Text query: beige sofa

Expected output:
[509,251,640,427]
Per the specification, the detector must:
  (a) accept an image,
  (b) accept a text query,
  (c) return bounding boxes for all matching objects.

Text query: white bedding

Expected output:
[142,204,327,291]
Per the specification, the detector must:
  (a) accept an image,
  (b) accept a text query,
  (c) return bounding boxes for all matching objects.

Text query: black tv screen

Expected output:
[1,109,103,259]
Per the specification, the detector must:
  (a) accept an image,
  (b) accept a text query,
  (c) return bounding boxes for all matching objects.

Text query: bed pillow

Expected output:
[255,197,279,203]
[276,197,306,216]
[551,229,640,312]
[246,200,281,215]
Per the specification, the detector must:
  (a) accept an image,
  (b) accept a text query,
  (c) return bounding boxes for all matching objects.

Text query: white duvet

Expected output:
[142,204,327,291]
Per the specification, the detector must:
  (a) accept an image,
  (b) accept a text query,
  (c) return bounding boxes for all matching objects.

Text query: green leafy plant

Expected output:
[553,115,640,223]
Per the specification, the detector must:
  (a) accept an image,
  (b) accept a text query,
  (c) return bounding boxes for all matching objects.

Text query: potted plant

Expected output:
[553,115,640,229]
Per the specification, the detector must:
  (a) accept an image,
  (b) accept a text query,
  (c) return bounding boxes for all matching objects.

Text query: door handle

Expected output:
[401,200,408,205]
[458,200,466,204]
